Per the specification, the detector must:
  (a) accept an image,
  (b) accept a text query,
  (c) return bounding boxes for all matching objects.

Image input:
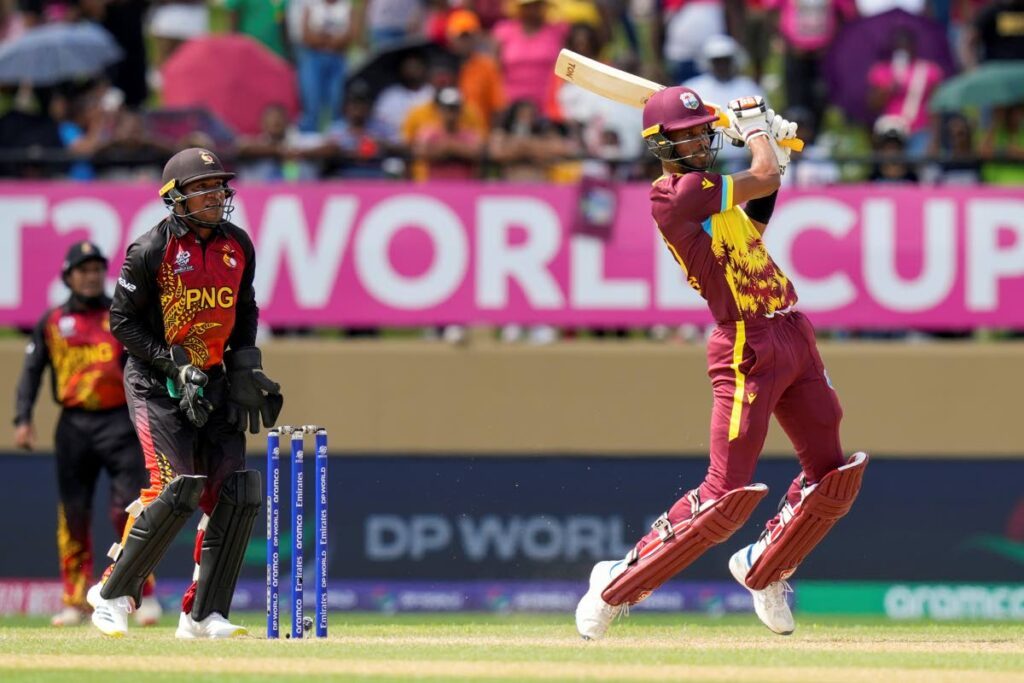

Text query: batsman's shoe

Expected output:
[729,545,794,635]
[175,611,248,639]
[86,582,134,638]
[51,605,88,627]
[575,560,626,640]
[134,597,163,627]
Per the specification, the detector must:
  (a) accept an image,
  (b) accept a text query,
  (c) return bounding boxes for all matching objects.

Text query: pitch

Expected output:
[2,613,1023,682]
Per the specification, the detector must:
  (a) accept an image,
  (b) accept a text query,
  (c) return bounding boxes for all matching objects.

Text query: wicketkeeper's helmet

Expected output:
[159,148,237,227]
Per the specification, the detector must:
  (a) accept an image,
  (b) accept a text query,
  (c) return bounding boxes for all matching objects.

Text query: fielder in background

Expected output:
[13,242,162,628]
[87,148,284,639]
[575,89,868,639]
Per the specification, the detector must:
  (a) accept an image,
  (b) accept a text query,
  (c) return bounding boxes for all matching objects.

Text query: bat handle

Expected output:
[781,138,804,152]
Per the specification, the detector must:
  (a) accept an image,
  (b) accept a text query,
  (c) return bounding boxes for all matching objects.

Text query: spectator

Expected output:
[548,24,643,175]
[868,116,919,183]
[0,89,62,178]
[657,0,726,84]
[101,0,150,108]
[51,83,123,181]
[966,0,1024,65]
[236,103,321,181]
[980,104,1024,186]
[371,52,434,141]
[92,111,174,180]
[364,0,424,47]
[781,105,840,187]
[488,98,578,181]
[411,87,485,179]
[402,63,488,179]
[225,0,289,59]
[683,34,763,172]
[0,0,26,41]
[921,113,981,185]
[297,0,355,132]
[762,0,857,131]
[446,9,506,127]
[493,0,569,111]
[148,0,210,71]
[866,29,945,157]
[322,81,398,178]
[741,0,772,84]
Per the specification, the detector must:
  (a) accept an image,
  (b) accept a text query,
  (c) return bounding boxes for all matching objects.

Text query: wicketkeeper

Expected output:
[14,242,161,628]
[575,88,868,639]
[87,148,284,639]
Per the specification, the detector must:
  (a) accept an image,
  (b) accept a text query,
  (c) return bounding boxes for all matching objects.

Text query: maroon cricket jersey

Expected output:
[42,306,126,410]
[651,172,797,323]
[155,229,247,369]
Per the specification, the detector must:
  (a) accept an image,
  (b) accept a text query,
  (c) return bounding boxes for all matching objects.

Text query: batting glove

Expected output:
[721,108,747,147]
[766,109,799,143]
[770,138,792,175]
[728,96,770,144]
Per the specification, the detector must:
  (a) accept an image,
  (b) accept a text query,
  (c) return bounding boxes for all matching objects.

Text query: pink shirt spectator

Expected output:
[762,0,857,52]
[493,19,568,109]
[867,58,944,133]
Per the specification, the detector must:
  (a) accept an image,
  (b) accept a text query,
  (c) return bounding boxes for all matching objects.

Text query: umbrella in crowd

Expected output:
[345,37,458,103]
[929,60,1024,113]
[161,34,299,136]
[823,9,956,125]
[0,21,123,86]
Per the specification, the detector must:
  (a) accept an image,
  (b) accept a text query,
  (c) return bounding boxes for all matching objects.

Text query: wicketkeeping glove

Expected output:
[728,96,770,144]
[155,345,214,428]
[224,347,284,435]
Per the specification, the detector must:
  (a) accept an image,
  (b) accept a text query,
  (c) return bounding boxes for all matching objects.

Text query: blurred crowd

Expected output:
[0,0,1022,183]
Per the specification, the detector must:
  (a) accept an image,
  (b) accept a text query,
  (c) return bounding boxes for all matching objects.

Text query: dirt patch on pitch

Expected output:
[3,654,1023,683]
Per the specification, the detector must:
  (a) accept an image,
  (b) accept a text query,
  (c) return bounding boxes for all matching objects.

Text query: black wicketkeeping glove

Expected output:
[224,347,284,434]
[155,345,214,428]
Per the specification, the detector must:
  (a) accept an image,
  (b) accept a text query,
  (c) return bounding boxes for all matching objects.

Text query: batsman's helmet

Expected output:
[641,86,722,170]
[159,148,236,227]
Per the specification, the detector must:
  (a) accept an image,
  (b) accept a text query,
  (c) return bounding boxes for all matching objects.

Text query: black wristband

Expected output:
[745,190,778,224]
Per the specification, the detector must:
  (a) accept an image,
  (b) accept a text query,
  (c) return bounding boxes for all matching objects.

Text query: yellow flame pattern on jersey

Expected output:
[709,207,794,317]
[158,263,222,367]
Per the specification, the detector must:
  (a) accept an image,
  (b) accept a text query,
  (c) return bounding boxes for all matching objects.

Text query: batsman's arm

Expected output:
[110,239,170,364]
[728,136,780,233]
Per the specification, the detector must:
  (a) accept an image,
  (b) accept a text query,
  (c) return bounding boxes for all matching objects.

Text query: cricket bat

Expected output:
[553,49,804,152]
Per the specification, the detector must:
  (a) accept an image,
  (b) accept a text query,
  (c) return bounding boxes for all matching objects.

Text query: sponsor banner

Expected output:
[1,455,1022,584]
[0,580,64,616]
[2,183,1023,328]
[799,582,1024,621]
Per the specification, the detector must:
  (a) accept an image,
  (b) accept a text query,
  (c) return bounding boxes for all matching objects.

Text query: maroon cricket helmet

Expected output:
[642,86,718,135]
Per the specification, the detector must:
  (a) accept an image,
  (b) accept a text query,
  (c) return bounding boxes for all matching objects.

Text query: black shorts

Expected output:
[123,357,245,514]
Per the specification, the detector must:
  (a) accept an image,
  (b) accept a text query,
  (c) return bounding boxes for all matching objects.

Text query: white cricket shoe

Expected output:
[86,582,134,638]
[729,544,795,635]
[134,597,163,626]
[575,559,627,640]
[51,605,88,627]
[175,611,248,639]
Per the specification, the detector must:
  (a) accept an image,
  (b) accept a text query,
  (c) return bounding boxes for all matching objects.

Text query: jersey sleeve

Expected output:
[226,225,259,351]
[13,311,51,425]
[110,232,170,364]
[651,171,733,226]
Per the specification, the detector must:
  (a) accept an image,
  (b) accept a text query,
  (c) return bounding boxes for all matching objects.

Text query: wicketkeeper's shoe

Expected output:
[575,559,627,640]
[51,605,88,627]
[134,597,163,627]
[175,611,248,639]
[86,582,134,638]
[729,544,795,635]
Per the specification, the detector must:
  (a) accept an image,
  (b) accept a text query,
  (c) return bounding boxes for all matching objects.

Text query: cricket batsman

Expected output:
[575,88,868,639]
[86,148,284,638]
[14,242,160,627]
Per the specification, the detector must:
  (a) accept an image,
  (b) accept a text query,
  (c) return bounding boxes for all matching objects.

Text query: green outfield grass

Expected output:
[2,613,1023,682]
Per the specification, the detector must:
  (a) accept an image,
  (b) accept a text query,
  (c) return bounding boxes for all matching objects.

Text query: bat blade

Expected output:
[553,49,804,152]
[553,49,663,108]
